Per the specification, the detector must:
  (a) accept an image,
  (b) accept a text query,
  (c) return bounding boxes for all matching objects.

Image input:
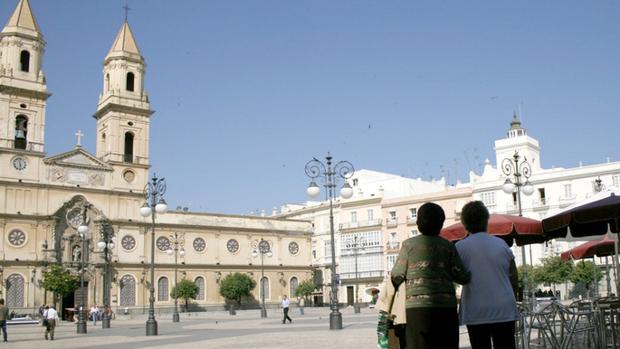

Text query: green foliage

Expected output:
[40,264,80,297]
[219,272,256,305]
[171,279,200,311]
[294,280,315,299]
[570,260,603,289]
[533,256,573,287]
[517,264,537,288]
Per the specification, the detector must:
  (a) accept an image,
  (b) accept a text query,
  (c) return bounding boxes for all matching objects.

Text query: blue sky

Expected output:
[4,1,619,214]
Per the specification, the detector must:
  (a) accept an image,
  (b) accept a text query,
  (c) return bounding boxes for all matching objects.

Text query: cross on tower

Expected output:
[75,130,84,147]
[123,1,131,21]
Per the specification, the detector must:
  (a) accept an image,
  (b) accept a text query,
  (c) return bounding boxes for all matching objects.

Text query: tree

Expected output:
[532,256,573,290]
[171,279,199,312]
[294,280,315,300]
[219,272,256,307]
[570,260,603,291]
[40,264,79,308]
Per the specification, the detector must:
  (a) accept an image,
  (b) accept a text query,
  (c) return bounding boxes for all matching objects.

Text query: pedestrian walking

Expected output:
[456,201,519,349]
[90,305,99,326]
[391,202,471,349]
[43,305,58,340]
[0,299,9,342]
[297,297,305,315]
[281,295,292,324]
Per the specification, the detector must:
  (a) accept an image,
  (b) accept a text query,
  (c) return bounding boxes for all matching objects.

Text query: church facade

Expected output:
[0,0,313,316]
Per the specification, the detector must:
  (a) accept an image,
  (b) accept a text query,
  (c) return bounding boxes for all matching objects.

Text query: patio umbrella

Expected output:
[440,213,545,246]
[543,191,620,291]
[543,192,620,238]
[560,236,616,261]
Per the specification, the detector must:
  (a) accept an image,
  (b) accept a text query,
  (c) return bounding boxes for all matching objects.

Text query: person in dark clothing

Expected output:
[0,299,8,342]
[391,202,471,349]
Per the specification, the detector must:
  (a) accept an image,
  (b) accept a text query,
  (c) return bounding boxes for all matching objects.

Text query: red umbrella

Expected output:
[560,236,617,261]
[440,213,545,246]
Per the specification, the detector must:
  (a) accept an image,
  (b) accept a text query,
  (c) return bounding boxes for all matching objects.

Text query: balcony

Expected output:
[385,242,400,251]
[339,219,382,230]
[340,270,384,280]
[559,196,576,207]
[123,154,134,163]
[386,218,398,227]
[406,217,417,225]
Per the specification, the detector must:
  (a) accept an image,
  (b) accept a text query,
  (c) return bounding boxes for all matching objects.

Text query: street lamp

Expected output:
[305,152,354,330]
[140,174,168,336]
[97,221,114,328]
[501,151,534,302]
[347,235,365,314]
[77,204,91,334]
[252,238,272,318]
[166,232,185,323]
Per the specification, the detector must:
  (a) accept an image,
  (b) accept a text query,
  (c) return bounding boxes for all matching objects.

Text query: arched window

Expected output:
[260,277,270,301]
[105,73,110,91]
[194,277,205,300]
[6,274,25,308]
[119,275,136,306]
[124,132,134,163]
[290,277,299,298]
[157,277,169,301]
[20,50,30,72]
[14,115,28,149]
[126,72,135,91]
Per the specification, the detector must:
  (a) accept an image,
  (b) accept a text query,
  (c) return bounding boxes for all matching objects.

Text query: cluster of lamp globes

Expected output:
[501,178,535,196]
[76,224,115,250]
[306,181,354,199]
[139,199,168,218]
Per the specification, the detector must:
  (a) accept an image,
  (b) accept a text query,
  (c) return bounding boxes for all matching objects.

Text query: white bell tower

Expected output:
[94,20,152,189]
[0,0,49,153]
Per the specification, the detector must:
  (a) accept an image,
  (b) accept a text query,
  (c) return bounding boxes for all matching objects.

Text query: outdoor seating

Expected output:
[594,297,620,349]
[559,300,598,349]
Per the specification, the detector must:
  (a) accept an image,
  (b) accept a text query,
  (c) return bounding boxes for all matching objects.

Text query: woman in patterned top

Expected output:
[391,202,471,349]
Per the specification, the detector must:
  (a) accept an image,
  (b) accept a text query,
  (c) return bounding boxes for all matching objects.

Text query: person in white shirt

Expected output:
[281,295,292,324]
[43,306,58,340]
[90,305,99,326]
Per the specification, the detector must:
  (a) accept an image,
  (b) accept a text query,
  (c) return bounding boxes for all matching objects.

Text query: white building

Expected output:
[277,168,454,305]
[470,114,620,295]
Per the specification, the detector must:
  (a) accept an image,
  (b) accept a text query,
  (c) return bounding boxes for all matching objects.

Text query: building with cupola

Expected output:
[0,0,312,317]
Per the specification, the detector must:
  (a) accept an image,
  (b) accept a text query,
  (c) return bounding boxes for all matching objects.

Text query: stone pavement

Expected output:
[1,307,472,348]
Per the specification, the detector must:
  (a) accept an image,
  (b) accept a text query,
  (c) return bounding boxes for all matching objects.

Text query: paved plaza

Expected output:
[2,307,473,349]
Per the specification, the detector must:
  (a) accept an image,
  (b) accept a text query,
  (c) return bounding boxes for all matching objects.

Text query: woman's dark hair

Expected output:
[417,202,445,236]
[460,201,490,233]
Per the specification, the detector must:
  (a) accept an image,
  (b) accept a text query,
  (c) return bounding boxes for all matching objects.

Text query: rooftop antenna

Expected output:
[123,1,131,22]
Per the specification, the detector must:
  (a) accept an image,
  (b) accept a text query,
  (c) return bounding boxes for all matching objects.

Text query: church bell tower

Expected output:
[0,0,49,153]
[94,20,152,188]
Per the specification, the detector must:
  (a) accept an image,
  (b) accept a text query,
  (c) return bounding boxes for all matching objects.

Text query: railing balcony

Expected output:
[386,218,398,227]
[123,154,134,163]
[340,270,384,279]
[385,242,400,251]
[406,217,417,225]
[340,219,382,230]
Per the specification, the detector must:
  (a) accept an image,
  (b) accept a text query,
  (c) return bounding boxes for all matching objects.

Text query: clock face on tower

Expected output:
[12,157,27,171]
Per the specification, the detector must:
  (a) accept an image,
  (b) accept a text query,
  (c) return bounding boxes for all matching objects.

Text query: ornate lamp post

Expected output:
[501,151,534,302]
[97,221,114,328]
[348,235,365,314]
[166,232,185,323]
[252,238,272,318]
[140,175,168,336]
[76,204,92,334]
[305,153,354,330]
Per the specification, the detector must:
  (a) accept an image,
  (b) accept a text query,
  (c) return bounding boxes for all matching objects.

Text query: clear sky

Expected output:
[4,1,619,214]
